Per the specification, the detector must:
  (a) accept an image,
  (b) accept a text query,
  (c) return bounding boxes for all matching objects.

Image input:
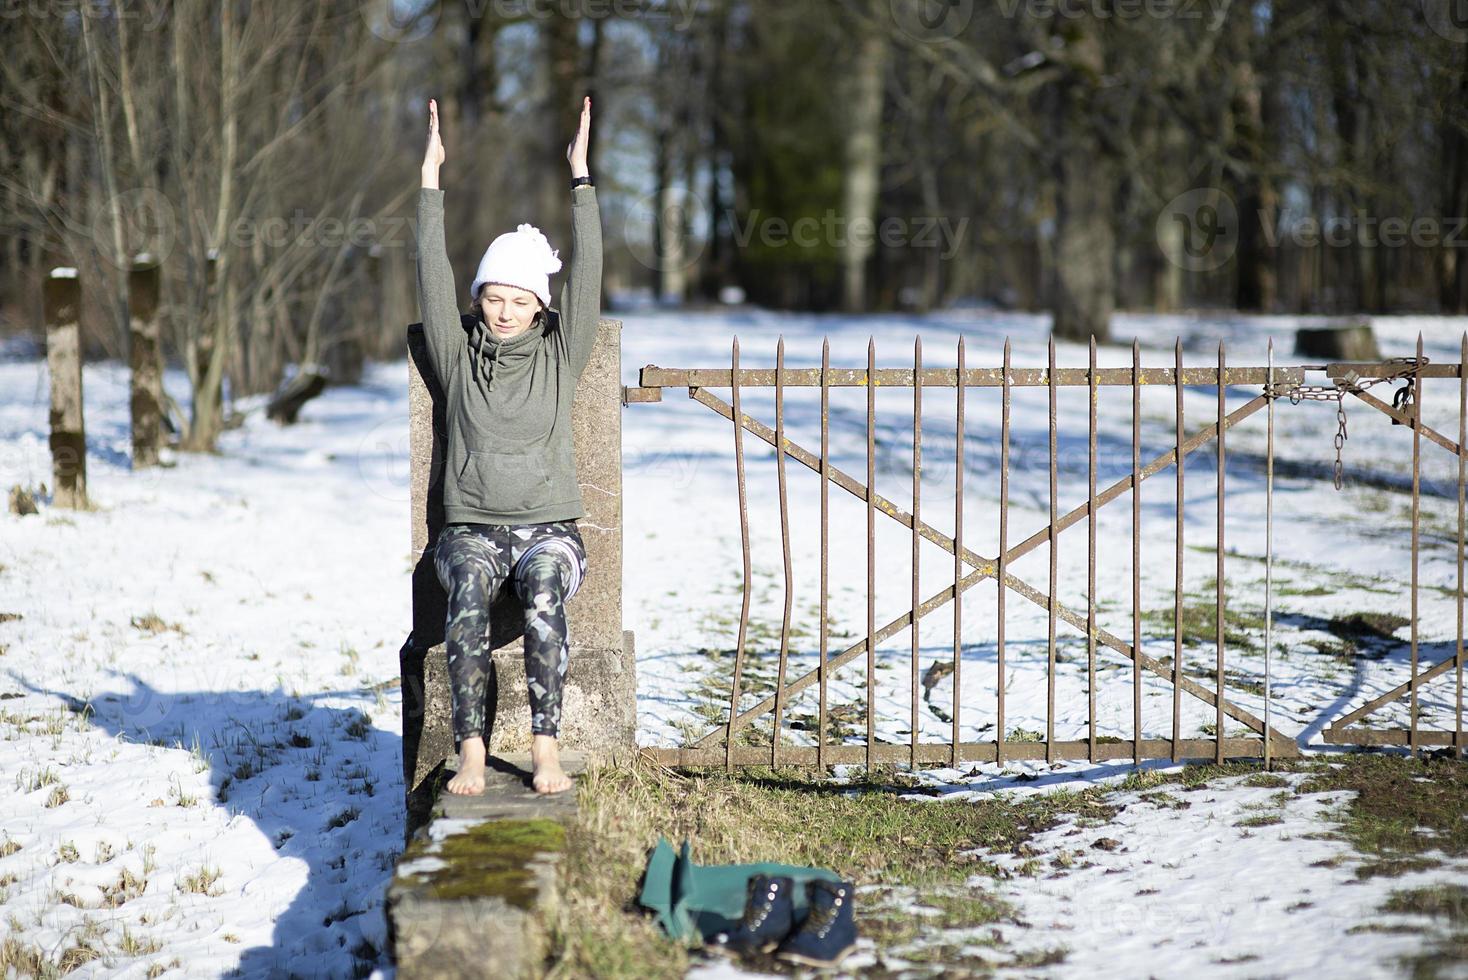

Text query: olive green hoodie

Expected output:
[414,184,602,525]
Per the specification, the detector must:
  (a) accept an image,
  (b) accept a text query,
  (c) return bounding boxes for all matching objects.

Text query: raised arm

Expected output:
[560,96,603,380]
[414,98,461,388]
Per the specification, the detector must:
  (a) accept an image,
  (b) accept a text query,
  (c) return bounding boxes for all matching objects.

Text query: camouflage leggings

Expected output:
[432,520,588,741]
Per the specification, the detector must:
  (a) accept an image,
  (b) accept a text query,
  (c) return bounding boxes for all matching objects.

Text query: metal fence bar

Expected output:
[998,338,1011,765]
[693,496,1291,749]
[1345,388,1461,455]
[637,365,1303,389]
[681,388,1285,751]
[1411,333,1423,758]
[954,337,966,767]
[685,383,1264,585]
[1216,342,1226,765]
[1005,400,1268,566]
[646,736,1285,768]
[912,336,922,771]
[727,337,751,771]
[683,391,1286,749]
[1327,658,1462,731]
[819,338,830,770]
[1088,336,1098,763]
[1048,337,1058,764]
[641,343,1468,768]
[1132,339,1143,763]
[1265,340,1275,771]
[867,337,877,772]
[773,337,792,768]
[1174,339,1185,764]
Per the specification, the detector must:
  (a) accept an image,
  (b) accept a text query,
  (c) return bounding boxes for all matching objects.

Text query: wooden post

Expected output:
[400,317,635,834]
[128,258,165,467]
[44,269,88,510]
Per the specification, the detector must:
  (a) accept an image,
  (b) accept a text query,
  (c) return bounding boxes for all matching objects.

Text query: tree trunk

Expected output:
[841,20,887,313]
[1053,148,1115,342]
[44,273,88,509]
[1047,17,1114,342]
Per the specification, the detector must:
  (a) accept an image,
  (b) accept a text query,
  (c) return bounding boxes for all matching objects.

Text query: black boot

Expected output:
[713,873,795,956]
[774,878,856,967]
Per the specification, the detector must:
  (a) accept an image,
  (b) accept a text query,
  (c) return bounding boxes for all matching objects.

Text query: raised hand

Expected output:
[565,95,591,179]
[422,98,446,188]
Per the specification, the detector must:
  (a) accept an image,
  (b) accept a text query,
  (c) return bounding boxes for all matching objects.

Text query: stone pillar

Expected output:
[128,260,165,468]
[44,269,87,510]
[400,318,635,830]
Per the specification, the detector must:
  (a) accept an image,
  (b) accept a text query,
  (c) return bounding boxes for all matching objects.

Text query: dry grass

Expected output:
[544,753,1121,978]
[178,865,223,896]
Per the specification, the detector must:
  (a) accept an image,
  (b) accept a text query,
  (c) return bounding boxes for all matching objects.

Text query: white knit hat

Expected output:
[469,223,562,308]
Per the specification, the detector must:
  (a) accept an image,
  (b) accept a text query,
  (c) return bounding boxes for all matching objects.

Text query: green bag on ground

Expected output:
[637,837,844,943]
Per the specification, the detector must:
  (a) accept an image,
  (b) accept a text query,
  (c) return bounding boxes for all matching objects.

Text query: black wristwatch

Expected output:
[571,175,593,190]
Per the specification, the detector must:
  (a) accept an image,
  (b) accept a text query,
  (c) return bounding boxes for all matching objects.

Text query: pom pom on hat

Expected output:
[469,223,562,308]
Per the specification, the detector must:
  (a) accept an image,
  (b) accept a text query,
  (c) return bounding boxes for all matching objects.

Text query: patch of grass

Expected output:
[130,611,185,635]
[1112,760,1262,793]
[1235,813,1284,828]
[326,807,360,830]
[1383,884,1468,978]
[44,784,69,808]
[119,926,163,956]
[1142,598,1267,654]
[1275,583,1332,597]
[178,865,223,896]
[1385,884,1468,925]
[15,765,61,793]
[0,938,50,978]
[55,940,103,972]
[545,754,1120,978]
[1330,612,1411,644]
[1298,754,1468,859]
[102,868,147,907]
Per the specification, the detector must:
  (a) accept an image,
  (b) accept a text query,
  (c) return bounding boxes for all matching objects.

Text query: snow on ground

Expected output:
[1,310,1466,977]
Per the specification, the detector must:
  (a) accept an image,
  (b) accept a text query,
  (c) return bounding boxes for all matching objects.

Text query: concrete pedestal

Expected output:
[399,318,634,834]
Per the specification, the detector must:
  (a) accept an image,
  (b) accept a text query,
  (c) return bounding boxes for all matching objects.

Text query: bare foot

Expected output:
[446,736,486,795]
[530,734,573,794]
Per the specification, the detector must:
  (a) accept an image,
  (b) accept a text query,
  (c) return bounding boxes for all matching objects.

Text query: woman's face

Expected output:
[477,283,542,339]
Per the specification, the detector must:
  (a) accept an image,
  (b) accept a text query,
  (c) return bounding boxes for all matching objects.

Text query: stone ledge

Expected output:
[387,752,588,980]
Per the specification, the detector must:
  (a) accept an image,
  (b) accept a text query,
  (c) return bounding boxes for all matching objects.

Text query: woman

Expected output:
[416,95,601,795]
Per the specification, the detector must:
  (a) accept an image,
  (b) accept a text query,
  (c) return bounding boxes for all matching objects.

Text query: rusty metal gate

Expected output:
[622,333,1467,771]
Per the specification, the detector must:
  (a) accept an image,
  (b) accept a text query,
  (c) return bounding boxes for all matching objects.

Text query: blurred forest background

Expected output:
[1,0,1465,451]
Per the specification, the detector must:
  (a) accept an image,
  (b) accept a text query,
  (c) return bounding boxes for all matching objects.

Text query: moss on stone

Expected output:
[397,818,566,908]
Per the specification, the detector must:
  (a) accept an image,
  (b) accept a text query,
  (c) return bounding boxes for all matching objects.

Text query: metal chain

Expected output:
[1264,357,1428,490]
